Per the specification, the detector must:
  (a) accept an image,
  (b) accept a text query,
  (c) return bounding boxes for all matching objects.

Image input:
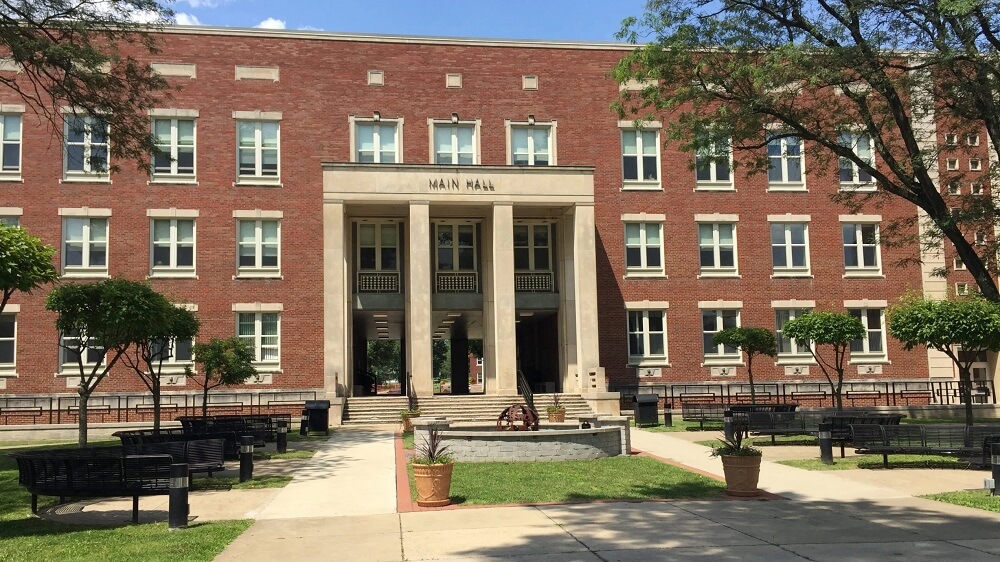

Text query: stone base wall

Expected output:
[441,427,623,462]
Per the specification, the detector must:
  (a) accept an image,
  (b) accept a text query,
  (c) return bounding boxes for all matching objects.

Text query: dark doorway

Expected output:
[516,311,560,393]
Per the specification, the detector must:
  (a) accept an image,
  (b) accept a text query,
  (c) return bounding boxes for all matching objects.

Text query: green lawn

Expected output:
[778,454,971,471]
[632,419,723,432]
[924,489,1000,513]
[0,443,251,562]
[402,432,415,450]
[253,449,315,461]
[407,456,725,505]
[193,475,293,491]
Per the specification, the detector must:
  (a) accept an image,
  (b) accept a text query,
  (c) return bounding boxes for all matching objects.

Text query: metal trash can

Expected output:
[633,394,660,426]
[663,402,673,426]
[304,400,331,435]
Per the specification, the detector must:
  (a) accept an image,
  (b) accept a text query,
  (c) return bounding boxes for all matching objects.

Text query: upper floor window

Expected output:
[628,309,667,363]
[842,222,880,274]
[967,133,980,146]
[511,126,551,166]
[0,313,15,371]
[355,121,399,163]
[698,223,737,275]
[238,312,280,365]
[695,137,732,189]
[60,330,105,372]
[64,115,109,179]
[150,336,194,370]
[624,222,663,275]
[152,118,195,180]
[436,223,476,272]
[151,218,195,277]
[358,223,398,271]
[237,120,279,182]
[514,224,551,271]
[702,309,740,359]
[970,158,982,171]
[621,129,659,187]
[63,217,108,276]
[0,114,21,179]
[838,131,874,189]
[434,123,477,165]
[767,134,803,189]
[775,308,812,358]
[848,308,886,359]
[237,219,280,277]
[771,222,809,275]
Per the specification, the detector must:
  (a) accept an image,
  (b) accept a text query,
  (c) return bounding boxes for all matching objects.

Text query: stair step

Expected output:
[342,393,595,424]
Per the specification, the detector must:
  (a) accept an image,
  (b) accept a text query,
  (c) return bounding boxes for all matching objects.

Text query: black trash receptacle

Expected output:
[633,394,660,426]
[304,400,331,435]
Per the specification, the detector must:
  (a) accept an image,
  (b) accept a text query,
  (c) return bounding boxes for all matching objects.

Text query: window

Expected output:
[514,224,551,271]
[0,313,14,370]
[972,182,984,195]
[975,232,986,246]
[967,134,980,146]
[698,223,737,274]
[0,216,18,227]
[944,133,958,146]
[434,124,476,165]
[64,115,109,178]
[842,223,880,273]
[948,179,961,195]
[150,218,195,276]
[838,131,874,188]
[775,308,812,357]
[150,336,194,369]
[946,158,959,171]
[970,158,982,171]
[695,137,732,188]
[0,114,20,178]
[628,310,667,363]
[511,126,551,166]
[63,217,108,275]
[152,118,195,180]
[358,223,398,271]
[848,308,886,358]
[60,331,105,371]
[957,283,970,296]
[624,222,663,273]
[355,122,398,163]
[436,224,476,271]
[237,120,279,181]
[237,219,280,276]
[954,256,966,270]
[770,223,809,274]
[702,309,740,359]
[237,312,280,365]
[621,129,659,185]
[766,134,803,188]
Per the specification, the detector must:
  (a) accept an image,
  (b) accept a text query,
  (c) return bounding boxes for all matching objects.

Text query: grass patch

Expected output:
[402,432,415,451]
[407,456,725,505]
[193,475,293,491]
[632,420,722,432]
[924,489,1000,513]
[284,431,333,443]
[0,443,251,562]
[253,449,315,461]
[778,454,971,471]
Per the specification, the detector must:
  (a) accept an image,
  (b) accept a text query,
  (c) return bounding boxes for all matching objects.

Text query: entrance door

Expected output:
[515,311,559,393]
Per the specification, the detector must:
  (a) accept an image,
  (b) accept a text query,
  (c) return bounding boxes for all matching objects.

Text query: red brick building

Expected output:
[0,26,986,418]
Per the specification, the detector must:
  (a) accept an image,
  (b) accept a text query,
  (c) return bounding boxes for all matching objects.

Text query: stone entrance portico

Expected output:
[322,163,603,398]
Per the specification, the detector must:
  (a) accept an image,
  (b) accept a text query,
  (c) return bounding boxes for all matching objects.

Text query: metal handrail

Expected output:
[516,370,535,412]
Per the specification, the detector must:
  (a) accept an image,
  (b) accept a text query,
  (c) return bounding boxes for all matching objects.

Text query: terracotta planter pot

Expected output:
[401,414,418,433]
[547,410,566,423]
[720,454,762,497]
[412,462,454,507]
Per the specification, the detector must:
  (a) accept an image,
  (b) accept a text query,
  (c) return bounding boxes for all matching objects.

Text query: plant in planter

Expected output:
[399,408,421,433]
[412,429,454,507]
[710,429,763,497]
[546,394,566,422]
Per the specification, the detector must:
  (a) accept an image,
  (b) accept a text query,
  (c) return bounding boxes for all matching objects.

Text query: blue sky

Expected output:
[167,0,649,42]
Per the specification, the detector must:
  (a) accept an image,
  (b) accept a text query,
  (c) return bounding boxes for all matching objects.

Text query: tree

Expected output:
[367,339,401,386]
[46,278,170,446]
[782,312,865,410]
[188,338,257,418]
[712,327,776,403]
[119,301,199,433]
[1,1,173,170]
[0,224,58,314]
[888,295,1000,427]
[614,1,1000,300]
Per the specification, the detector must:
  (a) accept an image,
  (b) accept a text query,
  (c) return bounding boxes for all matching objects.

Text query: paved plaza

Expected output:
[34,426,1000,561]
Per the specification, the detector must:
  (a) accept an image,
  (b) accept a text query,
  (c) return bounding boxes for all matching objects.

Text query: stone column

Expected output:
[407,202,434,396]
[558,207,580,392]
[323,200,350,398]
[573,203,601,376]
[485,202,517,394]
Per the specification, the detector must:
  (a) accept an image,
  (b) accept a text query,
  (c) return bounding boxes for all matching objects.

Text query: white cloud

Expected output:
[255,17,287,29]
[174,12,203,26]
[178,0,231,7]
[298,25,323,31]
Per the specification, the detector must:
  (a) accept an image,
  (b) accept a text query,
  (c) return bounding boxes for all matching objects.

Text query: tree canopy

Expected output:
[713,327,776,403]
[782,311,865,409]
[0,224,58,313]
[614,0,1000,300]
[1,1,174,170]
[189,337,257,418]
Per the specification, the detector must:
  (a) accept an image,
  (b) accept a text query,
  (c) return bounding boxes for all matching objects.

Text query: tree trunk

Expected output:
[202,385,209,419]
[747,355,756,404]
[834,374,844,411]
[152,379,161,434]
[959,367,975,429]
[78,388,89,447]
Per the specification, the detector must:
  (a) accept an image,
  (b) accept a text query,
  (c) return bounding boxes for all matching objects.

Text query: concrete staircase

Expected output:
[342,394,593,425]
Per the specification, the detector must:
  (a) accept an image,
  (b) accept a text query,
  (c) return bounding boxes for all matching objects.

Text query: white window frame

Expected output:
[972,182,984,195]
[0,311,16,376]
[236,218,281,278]
[838,131,875,190]
[351,116,402,164]
[947,179,961,195]
[770,222,810,276]
[695,136,734,190]
[848,307,887,361]
[944,133,958,146]
[623,221,664,276]
[697,222,738,277]
[954,256,966,270]
[956,282,970,296]
[435,223,477,272]
[429,118,480,165]
[150,217,196,278]
[151,117,196,182]
[357,222,399,272]
[61,216,109,278]
[841,219,882,277]
[237,311,280,367]
[701,308,742,363]
[235,117,281,184]
[149,335,195,374]
[766,133,805,190]
[508,121,555,166]
[970,158,982,171]
[0,112,22,180]
[513,223,553,272]
[620,125,661,190]
[946,158,959,171]
[774,307,813,361]
[59,330,106,374]
[967,133,980,146]
[63,114,110,180]
[627,309,668,365]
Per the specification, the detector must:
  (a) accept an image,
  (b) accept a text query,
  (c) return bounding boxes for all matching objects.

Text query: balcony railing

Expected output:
[515,271,554,293]
[436,271,478,293]
[357,271,400,293]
